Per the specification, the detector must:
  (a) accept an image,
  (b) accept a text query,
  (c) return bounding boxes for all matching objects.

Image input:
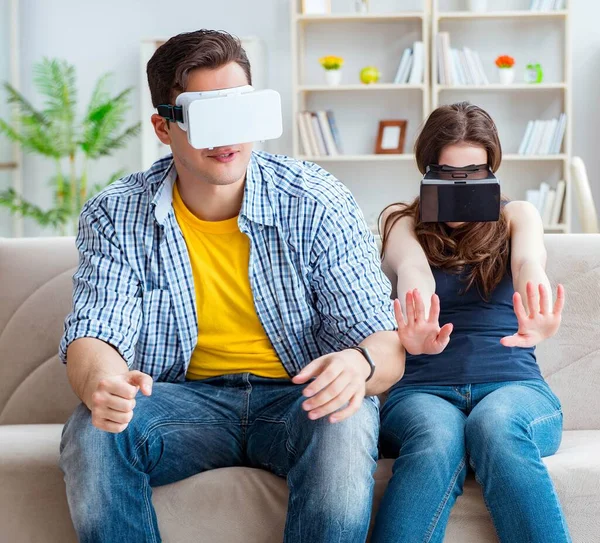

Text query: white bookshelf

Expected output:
[432,0,573,233]
[290,0,430,226]
[291,0,572,232]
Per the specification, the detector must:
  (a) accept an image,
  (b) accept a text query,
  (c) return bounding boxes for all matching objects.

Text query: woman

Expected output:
[371,102,571,543]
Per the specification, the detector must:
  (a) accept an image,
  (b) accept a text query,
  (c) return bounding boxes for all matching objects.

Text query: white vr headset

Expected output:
[157,85,283,150]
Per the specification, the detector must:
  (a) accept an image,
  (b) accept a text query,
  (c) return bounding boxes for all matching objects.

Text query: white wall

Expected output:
[1,0,598,235]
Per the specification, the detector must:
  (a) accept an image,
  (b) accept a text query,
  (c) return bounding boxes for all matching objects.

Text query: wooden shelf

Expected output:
[299,154,416,162]
[295,12,424,23]
[437,10,568,20]
[437,83,567,91]
[299,83,425,92]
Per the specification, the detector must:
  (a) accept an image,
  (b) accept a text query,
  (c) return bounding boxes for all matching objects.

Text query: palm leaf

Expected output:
[33,58,77,155]
[3,82,48,125]
[81,87,137,158]
[0,188,70,228]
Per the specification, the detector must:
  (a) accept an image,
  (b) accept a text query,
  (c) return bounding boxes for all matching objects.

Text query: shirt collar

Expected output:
[148,151,275,227]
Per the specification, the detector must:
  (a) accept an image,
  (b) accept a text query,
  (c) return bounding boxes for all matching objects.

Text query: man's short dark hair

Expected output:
[146,29,252,107]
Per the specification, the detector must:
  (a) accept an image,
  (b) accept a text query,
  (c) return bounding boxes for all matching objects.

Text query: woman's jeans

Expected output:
[59,374,379,543]
[371,379,571,543]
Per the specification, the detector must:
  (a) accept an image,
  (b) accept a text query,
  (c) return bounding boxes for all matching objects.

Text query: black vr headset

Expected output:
[420,163,501,223]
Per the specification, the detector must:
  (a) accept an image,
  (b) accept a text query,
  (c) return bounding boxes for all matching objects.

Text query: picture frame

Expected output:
[302,0,331,15]
[375,120,408,154]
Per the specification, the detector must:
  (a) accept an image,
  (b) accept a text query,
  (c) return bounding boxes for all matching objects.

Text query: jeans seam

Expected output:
[141,473,159,543]
[423,456,467,543]
[253,415,297,458]
[528,410,563,429]
[129,419,234,470]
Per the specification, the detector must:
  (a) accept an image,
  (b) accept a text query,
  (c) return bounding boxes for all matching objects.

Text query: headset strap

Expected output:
[157,104,184,123]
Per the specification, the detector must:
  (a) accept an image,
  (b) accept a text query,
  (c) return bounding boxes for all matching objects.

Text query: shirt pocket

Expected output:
[135,289,180,378]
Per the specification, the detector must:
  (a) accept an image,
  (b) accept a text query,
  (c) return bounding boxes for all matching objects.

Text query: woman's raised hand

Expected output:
[394,289,453,356]
[501,282,565,348]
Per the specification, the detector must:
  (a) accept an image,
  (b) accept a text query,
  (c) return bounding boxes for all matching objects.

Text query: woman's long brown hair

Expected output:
[380,102,510,300]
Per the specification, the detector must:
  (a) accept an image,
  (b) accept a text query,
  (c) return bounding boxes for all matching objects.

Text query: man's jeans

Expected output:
[59,374,379,543]
[371,379,571,543]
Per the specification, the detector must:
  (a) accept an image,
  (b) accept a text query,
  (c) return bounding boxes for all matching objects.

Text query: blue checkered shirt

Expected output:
[59,151,396,381]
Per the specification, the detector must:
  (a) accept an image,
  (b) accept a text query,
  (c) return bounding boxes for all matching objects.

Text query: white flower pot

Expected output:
[325,70,342,86]
[498,68,515,85]
[468,0,488,12]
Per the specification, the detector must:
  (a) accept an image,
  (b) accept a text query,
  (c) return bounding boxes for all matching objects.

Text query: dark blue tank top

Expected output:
[397,266,542,387]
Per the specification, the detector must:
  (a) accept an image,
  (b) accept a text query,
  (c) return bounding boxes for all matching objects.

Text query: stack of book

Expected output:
[297,110,343,157]
[436,32,489,86]
[525,180,566,227]
[529,0,565,10]
[393,41,424,84]
[518,114,567,156]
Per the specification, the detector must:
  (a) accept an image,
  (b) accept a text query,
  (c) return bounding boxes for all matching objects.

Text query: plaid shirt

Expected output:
[59,151,396,381]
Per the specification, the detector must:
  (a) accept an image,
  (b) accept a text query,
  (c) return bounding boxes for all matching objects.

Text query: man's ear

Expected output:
[151,114,171,146]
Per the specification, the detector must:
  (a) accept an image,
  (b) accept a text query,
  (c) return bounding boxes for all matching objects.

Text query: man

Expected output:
[59,29,404,543]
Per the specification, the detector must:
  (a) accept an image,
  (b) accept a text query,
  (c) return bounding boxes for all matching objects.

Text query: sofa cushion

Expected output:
[1,424,598,543]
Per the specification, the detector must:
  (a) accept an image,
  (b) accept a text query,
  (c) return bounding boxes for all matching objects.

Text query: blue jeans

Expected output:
[371,380,571,543]
[59,373,379,543]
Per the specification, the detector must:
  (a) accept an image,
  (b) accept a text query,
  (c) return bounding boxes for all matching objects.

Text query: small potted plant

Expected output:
[319,55,344,86]
[495,55,515,85]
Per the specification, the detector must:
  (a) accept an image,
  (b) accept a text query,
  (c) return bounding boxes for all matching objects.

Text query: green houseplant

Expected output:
[0,58,140,235]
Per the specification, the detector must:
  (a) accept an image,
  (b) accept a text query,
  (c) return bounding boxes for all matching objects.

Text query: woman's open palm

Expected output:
[394,289,453,356]
[501,282,565,348]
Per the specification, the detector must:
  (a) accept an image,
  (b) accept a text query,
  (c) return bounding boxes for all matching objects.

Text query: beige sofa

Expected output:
[1,234,599,543]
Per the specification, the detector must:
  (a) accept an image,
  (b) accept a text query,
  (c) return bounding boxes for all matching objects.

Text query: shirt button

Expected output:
[274,336,283,343]
[258,225,264,231]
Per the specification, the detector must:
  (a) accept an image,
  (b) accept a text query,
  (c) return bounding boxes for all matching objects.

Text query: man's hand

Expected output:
[395,289,453,355]
[292,350,371,424]
[88,370,153,433]
[501,282,565,348]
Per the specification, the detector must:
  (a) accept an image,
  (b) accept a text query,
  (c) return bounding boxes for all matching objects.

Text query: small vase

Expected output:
[498,67,515,85]
[325,70,342,86]
[468,0,488,12]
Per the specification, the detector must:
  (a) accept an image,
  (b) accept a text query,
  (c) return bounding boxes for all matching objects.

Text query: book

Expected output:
[540,118,557,155]
[542,189,556,225]
[326,111,343,154]
[525,120,542,155]
[408,41,424,84]
[303,111,320,157]
[537,182,550,215]
[401,55,414,85]
[462,48,479,86]
[311,113,328,156]
[551,180,566,225]
[450,50,464,85]
[316,110,338,156]
[450,49,461,85]
[442,33,452,85]
[297,112,312,156]
[393,48,412,84]
[458,51,472,85]
[436,34,446,85]
[550,113,567,154]
[519,121,535,155]
[474,52,490,85]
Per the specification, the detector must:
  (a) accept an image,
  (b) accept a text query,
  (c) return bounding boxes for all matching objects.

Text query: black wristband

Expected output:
[351,346,376,382]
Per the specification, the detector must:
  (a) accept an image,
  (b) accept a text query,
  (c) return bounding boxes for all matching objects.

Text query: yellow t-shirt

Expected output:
[172,183,287,380]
